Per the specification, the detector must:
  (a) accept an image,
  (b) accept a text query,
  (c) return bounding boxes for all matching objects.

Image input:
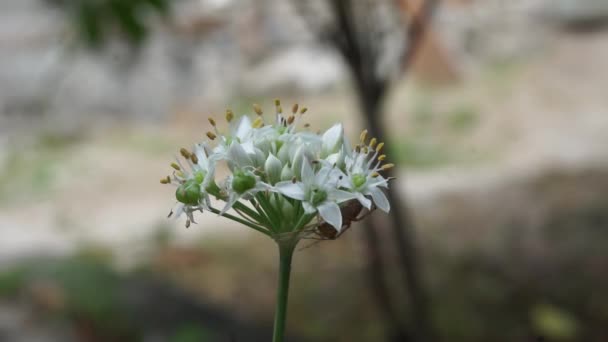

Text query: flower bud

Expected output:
[321,123,343,158]
[265,154,283,184]
[280,165,294,181]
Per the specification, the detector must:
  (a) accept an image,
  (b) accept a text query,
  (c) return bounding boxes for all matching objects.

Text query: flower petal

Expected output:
[275,181,306,200]
[367,187,390,212]
[317,201,342,231]
[329,189,357,203]
[228,142,252,167]
[355,193,372,209]
[301,157,314,185]
[302,201,317,214]
[234,116,252,140]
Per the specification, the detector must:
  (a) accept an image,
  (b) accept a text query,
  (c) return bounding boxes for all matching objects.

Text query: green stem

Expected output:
[207,207,271,237]
[272,240,297,342]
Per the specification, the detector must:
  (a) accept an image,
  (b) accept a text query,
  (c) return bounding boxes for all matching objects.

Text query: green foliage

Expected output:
[0,267,28,297]
[531,304,579,340]
[50,0,171,48]
[171,323,218,342]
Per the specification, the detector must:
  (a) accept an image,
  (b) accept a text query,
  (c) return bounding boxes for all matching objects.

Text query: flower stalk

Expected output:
[272,239,297,342]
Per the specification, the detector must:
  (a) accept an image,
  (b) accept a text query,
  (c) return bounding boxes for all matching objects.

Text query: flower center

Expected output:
[176,179,201,205]
[232,170,256,194]
[310,187,328,205]
[352,173,367,189]
[194,170,206,184]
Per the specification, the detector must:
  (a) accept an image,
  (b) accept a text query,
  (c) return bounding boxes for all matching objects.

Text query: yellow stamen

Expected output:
[225,109,234,122]
[208,117,216,126]
[160,177,170,184]
[179,148,191,159]
[176,171,185,178]
[275,99,281,107]
[381,163,395,170]
[360,130,368,143]
[252,117,264,128]
[206,132,217,140]
[253,103,263,115]
[191,154,199,164]
[362,146,368,154]
[300,107,308,114]
[369,138,377,148]
[287,115,295,125]
[292,103,299,114]
[371,172,380,178]
[171,163,181,170]
[376,142,384,152]
[378,154,386,161]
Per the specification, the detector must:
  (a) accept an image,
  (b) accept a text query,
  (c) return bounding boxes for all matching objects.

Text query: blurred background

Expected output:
[1,0,608,341]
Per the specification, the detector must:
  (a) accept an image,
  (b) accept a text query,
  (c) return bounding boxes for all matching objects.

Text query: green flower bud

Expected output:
[232,170,256,194]
[176,179,201,205]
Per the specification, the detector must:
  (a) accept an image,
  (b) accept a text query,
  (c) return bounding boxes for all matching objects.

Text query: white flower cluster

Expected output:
[161,101,393,239]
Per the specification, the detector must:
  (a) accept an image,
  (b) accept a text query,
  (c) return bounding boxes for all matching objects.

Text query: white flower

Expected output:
[164,143,216,225]
[275,158,355,230]
[340,139,392,212]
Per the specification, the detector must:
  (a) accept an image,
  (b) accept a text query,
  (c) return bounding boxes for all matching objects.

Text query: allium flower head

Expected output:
[160,100,393,240]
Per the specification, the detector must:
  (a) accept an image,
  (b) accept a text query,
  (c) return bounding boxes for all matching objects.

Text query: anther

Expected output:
[180,148,191,159]
[208,117,216,126]
[206,132,217,140]
[369,138,377,148]
[253,103,263,115]
[376,142,384,152]
[225,109,234,122]
[381,163,395,170]
[291,176,297,184]
[292,103,299,114]
[252,117,263,128]
[191,154,199,164]
[360,130,368,143]
[160,177,170,184]
[287,115,295,125]
[300,107,308,114]
[186,220,191,228]
[371,172,380,178]
[303,123,310,128]
[171,163,181,170]
[378,154,386,161]
[275,99,281,107]
[355,145,361,153]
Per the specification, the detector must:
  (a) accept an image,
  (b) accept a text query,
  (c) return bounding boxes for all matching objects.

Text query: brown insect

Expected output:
[315,199,374,240]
